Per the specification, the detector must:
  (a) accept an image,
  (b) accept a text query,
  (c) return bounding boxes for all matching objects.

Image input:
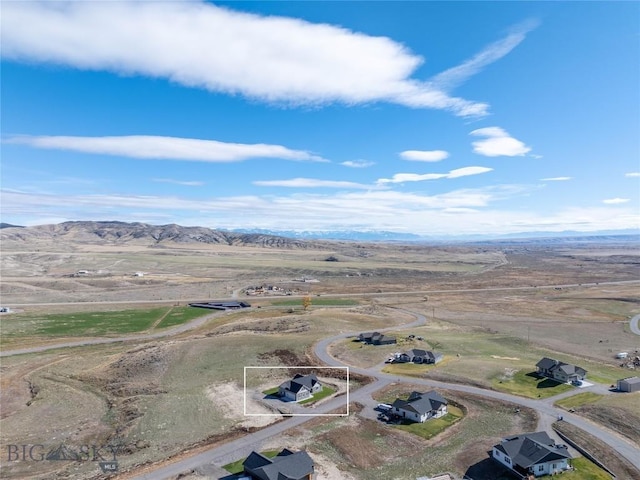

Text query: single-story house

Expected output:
[401,348,443,364]
[243,448,315,480]
[492,431,572,477]
[279,373,322,402]
[358,331,396,345]
[617,376,640,392]
[391,390,448,423]
[535,357,587,383]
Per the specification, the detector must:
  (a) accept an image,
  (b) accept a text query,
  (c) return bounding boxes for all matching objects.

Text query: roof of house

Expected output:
[536,357,586,376]
[495,432,571,468]
[392,390,447,416]
[280,373,319,393]
[243,449,314,480]
[406,348,428,357]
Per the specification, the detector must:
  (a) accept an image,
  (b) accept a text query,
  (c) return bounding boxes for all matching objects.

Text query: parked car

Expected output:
[571,379,583,387]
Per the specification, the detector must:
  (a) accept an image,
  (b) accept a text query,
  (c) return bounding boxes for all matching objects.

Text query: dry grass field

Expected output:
[0,233,638,479]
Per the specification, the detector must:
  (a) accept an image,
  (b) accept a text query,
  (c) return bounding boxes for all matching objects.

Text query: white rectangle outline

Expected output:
[243,366,349,417]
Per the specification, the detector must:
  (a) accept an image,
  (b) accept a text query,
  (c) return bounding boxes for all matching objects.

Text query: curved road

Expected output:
[128,308,640,479]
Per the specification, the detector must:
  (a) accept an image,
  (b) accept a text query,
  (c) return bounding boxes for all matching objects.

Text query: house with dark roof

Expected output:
[492,431,572,478]
[278,374,322,402]
[358,331,396,345]
[391,390,448,423]
[535,357,587,383]
[242,448,315,480]
[397,348,443,364]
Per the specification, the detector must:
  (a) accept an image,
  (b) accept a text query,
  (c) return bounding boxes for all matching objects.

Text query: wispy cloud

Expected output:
[7,135,327,163]
[625,172,640,178]
[430,19,539,91]
[152,178,205,187]
[341,160,375,168]
[399,150,449,162]
[603,197,630,204]
[470,127,531,157]
[4,188,637,235]
[377,166,492,184]
[540,177,572,181]
[0,2,533,117]
[253,178,377,189]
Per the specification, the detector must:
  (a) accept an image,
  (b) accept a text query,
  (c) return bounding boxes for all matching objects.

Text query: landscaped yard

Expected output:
[299,385,336,404]
[491,370,574,399]
[395,405,464,439]
[382,362,439,376]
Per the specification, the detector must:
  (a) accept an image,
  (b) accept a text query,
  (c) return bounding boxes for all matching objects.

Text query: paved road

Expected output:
[127,307,640,479]
[630,313,640,336]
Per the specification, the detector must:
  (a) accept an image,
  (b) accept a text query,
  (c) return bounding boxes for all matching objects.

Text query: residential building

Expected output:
[279,373,322,402]
[243,448,314,480]
[535,357,587,383]
[492,432,571,478]
[391,390,448,423]
[358,331,396,345]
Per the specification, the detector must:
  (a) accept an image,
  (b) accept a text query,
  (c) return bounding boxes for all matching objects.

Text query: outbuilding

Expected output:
[617,376,640,392]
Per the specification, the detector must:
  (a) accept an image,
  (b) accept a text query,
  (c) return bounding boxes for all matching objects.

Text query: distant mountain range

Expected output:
[1,221,638,245]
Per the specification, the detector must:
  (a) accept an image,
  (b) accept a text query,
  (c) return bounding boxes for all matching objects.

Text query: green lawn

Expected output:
[262,386,280,396]
[555,392,603,409]
[299,386,336,404]
[395,405,464,439]
[492,370,574,399]
[223,450,280,474]
[558,457,613,480]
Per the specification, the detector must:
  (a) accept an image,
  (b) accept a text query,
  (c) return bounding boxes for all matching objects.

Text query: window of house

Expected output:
[538,465,544,472]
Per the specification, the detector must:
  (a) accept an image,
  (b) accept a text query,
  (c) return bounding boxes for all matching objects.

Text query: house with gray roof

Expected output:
[278,373,322,402]
[242,448,314,480]
[492,431,572,478]
[535,357,587,383]
[391,390,448,423]
[358,331,396,345]
[397,348,443,364]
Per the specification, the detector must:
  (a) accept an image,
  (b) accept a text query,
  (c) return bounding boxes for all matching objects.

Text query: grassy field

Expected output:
[271,298,359,306]
[0,305,209,342]
[555,392,603,409]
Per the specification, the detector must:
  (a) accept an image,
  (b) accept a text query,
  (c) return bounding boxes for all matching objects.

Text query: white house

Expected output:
[391,391,447,423]
[278,374,322,402]
[492,432,571,477]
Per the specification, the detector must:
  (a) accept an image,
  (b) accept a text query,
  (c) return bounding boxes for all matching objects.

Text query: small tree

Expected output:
[302,295,312,311]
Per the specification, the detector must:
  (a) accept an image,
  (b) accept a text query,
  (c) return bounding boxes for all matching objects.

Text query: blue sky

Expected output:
[1,1,639,236]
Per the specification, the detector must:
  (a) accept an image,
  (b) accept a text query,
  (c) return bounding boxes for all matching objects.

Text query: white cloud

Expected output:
[341,160,375,168]
[540,177,572,181]
[152,178,205,187]
[470,127,531,157]
[399,150,449,162]
[253,178,377,189]
[431,19,539,91]
[625,172,640,177]
[7,135,326,163]
[603,198,630,204]
[378,166,492,184]
[0,2,533,117]
[4,188,638,235]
